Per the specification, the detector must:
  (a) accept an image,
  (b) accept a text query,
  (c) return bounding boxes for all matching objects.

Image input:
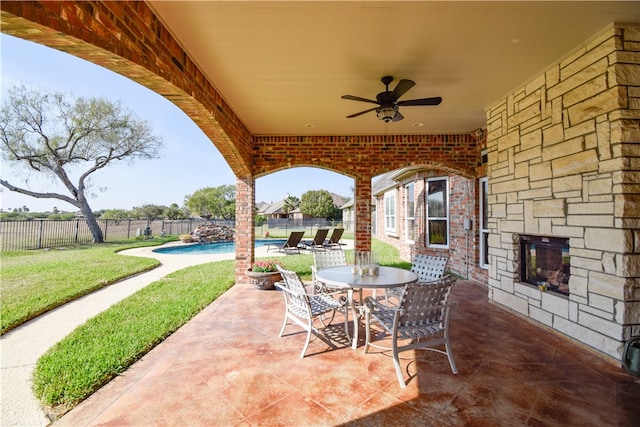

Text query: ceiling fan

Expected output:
[341,76,442,122]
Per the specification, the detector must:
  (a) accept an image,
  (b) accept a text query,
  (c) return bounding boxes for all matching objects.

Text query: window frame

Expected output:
[426,177,449,249]
[479,177,489,269]
[384,190,397,235]
[404,182,415,243]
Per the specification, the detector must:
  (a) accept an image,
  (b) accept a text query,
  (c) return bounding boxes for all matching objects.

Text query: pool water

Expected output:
[152,239,285,255]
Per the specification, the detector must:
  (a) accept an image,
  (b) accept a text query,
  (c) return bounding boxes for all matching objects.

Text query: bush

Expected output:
[179,234,194,243]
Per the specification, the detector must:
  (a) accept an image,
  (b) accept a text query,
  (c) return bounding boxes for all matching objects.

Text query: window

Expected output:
[426,178,448,247]
[384,190,396,233]
[405,183,415,242]
[479,177,489,269]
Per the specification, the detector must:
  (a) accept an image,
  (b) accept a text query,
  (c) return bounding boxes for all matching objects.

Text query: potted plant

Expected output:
[245,259,284,290]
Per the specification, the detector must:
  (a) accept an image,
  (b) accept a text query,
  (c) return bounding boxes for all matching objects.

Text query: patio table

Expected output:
[315,265,418,349]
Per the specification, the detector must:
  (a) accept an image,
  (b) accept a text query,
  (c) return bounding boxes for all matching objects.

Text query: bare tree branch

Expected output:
[0,179,79,207]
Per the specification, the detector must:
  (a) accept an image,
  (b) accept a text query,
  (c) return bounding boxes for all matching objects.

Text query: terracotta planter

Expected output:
[245,269,281,290]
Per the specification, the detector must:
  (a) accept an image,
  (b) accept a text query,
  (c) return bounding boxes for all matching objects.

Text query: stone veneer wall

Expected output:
[486,24,640,360]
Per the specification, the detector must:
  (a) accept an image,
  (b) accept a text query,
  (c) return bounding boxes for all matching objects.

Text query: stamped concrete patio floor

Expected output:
[56,280,640,426]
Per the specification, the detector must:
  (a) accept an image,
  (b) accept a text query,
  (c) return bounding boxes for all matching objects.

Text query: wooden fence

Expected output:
[0,218,217,252]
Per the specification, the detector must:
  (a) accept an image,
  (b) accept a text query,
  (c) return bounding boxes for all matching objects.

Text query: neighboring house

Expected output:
[328,192,349,211]
[260,199,287,220]
[261,192,349,221]
[255,201,269,214]
[340,199,354,232]
[289,208,311,221]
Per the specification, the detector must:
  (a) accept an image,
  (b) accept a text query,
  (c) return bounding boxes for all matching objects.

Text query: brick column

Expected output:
[235,177,255,283]
[354,175,372,252]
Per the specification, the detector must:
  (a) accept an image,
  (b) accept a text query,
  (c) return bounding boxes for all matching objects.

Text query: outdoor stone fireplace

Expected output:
[520,235,570,296]
[485,24,640,362]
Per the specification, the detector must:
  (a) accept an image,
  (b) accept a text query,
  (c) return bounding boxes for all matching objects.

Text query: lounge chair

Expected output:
[266,231,305,254]
[300,228,329,251]
[323,228,345,249]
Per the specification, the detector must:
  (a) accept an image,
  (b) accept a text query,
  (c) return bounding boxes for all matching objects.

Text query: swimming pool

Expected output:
[152,239,285,255]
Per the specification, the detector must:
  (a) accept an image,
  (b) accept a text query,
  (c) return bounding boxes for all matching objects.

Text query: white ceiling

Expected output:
[148,1,639,136]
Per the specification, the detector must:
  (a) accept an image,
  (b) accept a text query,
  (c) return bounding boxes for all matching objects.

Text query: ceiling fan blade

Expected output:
[341,95,379,105]
[392,111,404,122]
[397,96,442,106]
[346,107,378,118]
[392,79,415,100]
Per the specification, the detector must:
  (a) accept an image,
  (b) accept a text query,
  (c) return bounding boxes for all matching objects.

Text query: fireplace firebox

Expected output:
[520,235,570,295]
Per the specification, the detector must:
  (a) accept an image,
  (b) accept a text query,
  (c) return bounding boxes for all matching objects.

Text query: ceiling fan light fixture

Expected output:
[376,105,398,122]
[342,76,441,122]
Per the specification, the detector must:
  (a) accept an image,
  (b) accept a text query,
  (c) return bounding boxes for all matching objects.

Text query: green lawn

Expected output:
[34,260,237,418]
[0,237,175,334]
[7,237,407,419]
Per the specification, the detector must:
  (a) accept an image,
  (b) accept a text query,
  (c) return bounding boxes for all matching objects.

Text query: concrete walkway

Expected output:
[0,242,279,426]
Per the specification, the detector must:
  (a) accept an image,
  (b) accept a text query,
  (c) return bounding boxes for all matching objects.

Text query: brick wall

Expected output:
[374,171,489,283]
[252,135,477,179]
[486,24,640,361]
[253,134,479,253]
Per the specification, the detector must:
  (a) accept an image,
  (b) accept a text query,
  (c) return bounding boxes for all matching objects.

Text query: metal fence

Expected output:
[0,217,351,251]
[256,218,353,237]
[0,218,218,252]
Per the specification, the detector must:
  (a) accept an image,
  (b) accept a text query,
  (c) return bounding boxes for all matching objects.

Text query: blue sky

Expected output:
[0,34,354,212]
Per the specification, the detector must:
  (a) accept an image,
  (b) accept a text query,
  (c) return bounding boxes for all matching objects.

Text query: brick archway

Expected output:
[1,1,479,281]
[1,1,253,179]
[253,135,476,179]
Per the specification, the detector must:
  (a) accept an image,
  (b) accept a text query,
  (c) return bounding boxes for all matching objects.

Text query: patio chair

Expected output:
[311,250,361,322]
[266,231,305,254]
[300,228,329,251]
[323,228,346,249]
[386,254,448,303]
[411,254,448,282]
[364,275,458,388]
[275,265,350,357]
[312,250,348,292]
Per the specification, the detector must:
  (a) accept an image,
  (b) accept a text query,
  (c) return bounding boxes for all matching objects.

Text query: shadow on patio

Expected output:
[56,280,640,426]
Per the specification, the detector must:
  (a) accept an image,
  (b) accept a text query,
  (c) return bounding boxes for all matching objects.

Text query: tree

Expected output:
[46,212,76,220]
[101,209,129,224]
[0,85,163,243]
[0,211,31,221]
[282,194,300,214]
[299,190,341,220]
[185,185,235,220]
[132,204,166,223]
[164,203,185,220]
